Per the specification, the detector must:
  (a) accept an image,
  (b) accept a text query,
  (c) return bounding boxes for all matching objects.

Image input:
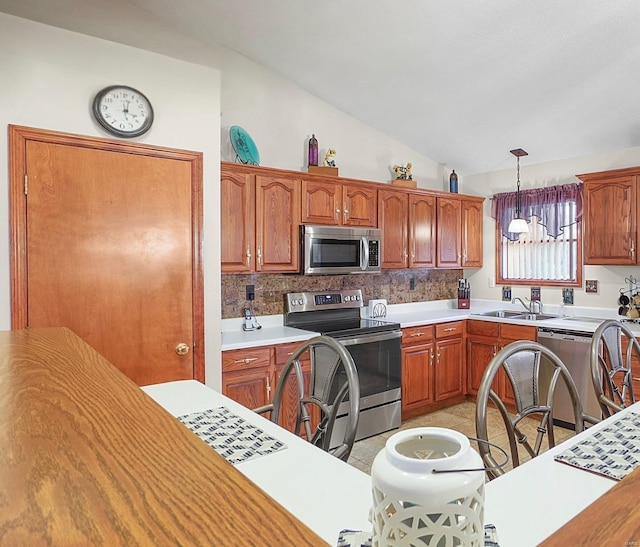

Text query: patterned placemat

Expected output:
[178,407,287,465]
[554,411,640,481]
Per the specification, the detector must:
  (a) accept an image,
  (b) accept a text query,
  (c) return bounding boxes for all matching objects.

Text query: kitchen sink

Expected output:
[474,310,526,318]
[514,313,560,321]
[474,310,523,318]
[474,310,559,321]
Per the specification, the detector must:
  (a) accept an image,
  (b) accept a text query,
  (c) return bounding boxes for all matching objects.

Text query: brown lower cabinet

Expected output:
[401,321,466,419]
[222,342,317,435]
[466,320,537,405]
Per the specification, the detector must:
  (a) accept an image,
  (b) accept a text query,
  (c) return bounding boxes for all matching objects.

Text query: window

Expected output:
[491,184,583,286]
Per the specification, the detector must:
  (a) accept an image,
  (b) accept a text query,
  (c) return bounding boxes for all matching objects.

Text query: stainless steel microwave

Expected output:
[301,225,382,275]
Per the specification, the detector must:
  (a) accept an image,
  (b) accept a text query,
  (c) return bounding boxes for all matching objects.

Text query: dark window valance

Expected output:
[491,183,583,241]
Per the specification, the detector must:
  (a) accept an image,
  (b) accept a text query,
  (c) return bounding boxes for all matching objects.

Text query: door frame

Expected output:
[8,125,205,381]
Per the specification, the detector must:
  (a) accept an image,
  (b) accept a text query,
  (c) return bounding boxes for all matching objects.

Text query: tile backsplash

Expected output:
[222,270,462,319]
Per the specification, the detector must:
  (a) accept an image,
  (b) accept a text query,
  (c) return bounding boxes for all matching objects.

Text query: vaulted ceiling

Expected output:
[3,0,640,174]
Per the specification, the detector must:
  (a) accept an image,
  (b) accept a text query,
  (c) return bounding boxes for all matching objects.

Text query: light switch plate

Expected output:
[530,287,541,301]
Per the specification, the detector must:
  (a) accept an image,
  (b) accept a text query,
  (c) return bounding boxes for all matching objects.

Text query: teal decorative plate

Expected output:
[230,125,260,165]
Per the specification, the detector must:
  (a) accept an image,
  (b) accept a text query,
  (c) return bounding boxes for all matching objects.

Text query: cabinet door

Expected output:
[255,175,301,272]
[343,184,377,226]
[221,167,254,273]
[435,336,465,400]
[401,342,434,411]
[301,179,341,225]
[378,189,408,268]
[461,197,483,268]
[409,193,436,268]
[437,196,462,267]
[274,343,318,436]
[222,347,273,409]
[583,177,637,265]
[466,336,498,396]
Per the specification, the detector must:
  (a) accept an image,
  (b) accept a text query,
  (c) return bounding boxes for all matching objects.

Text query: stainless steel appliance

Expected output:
[301,225,382,275]
[537,327,601,428]
[284,289,401,445]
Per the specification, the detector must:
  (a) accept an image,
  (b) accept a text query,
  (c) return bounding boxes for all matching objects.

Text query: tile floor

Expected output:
[347,400,576,475]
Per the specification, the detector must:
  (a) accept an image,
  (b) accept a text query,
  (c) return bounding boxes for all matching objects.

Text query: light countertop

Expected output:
[221,299,637,351]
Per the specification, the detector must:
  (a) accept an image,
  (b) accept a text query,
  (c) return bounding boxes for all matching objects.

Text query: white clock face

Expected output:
[92,86,154,138]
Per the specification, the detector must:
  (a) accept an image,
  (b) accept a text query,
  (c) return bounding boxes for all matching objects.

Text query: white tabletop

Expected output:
[484,401,640,546]
[142,380,373,544]
[143,380,639,546]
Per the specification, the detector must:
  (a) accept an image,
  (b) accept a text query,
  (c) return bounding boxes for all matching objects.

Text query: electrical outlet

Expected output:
[246,284,255,301]
[530,287,541,301]
[562,288,574,305]
[502,286,512,302]
[409,277,416,290]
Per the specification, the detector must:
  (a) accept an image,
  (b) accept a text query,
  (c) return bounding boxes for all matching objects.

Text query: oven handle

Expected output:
[336,329,402,347]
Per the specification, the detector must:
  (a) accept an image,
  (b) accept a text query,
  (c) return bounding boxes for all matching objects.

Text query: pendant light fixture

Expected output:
[507,148,529,233]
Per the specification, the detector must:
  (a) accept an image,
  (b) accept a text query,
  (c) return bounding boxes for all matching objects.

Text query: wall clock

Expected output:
[92,85,154,138]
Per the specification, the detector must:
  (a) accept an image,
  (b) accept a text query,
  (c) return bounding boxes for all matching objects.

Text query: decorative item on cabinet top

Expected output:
[229,125,260,166]
[308,145,338,176]
[391,163,417,188]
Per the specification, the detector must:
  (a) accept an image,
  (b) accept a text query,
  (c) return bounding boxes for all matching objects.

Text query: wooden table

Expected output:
[540,465,640,546]
[0,327,325,545]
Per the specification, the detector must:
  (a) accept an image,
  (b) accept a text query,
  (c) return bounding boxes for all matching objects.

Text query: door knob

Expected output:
[175,343,190,356]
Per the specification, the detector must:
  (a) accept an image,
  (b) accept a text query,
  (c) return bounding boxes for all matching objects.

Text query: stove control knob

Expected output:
[355,294,360,301]
[297,299,304,306]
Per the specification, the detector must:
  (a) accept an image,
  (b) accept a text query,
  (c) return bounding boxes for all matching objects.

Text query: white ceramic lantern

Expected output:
[371,427,485,547]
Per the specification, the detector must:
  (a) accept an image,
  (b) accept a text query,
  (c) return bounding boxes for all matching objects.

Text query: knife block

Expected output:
[457,298,470,309]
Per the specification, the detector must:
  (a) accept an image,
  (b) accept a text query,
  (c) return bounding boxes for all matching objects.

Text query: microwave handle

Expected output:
[361,236,369,271]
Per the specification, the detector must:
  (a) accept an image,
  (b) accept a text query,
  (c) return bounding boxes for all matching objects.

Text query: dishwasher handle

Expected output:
[537,328,593,342]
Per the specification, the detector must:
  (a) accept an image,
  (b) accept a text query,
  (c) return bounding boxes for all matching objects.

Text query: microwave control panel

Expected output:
[368,240,380,266]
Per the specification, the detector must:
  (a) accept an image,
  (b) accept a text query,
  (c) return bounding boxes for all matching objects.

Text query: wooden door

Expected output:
[343,184,377,226]
[434,336,465,401]
[222,347,272,409]
[409,193,436,268]
[378,189,408,268]
[221,166,254,272]
[401,342,434,411]
[437,196,462,267]
[9,126,203,386]
[301,179,341,225]
[461,197,484,268]
[466,336,498,396]
[255,174,300,272]
[583,177,637,265]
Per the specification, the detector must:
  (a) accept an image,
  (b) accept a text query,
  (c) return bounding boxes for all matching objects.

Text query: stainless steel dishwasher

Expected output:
[537,327,601,428]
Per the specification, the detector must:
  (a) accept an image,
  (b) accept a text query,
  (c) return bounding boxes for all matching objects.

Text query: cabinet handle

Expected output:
[246,247,252,266]
[436,349,441,363]
[257,247,262,265]
[631,239,635,259]
[443,327,457,332]
[266,376,271,401]
[403,248,408,261]
[343,208,349,222]
[430,348,434,366]
[234,357,258,364]
[410,332,424,337]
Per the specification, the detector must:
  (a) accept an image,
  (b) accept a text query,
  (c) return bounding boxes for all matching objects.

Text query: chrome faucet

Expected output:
[512,297,543,314]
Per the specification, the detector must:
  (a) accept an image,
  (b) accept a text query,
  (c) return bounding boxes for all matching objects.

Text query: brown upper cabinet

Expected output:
[222,162,484,273]
[301,178,377,226]
[578,167,640,265]
[437,195,484,268]
[221,163,300,273]
[378,188,437,269]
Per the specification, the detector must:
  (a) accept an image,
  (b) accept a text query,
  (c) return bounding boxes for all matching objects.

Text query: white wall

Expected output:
[220,49,447,190]
[466,146,640,312]
[0,13,223,387]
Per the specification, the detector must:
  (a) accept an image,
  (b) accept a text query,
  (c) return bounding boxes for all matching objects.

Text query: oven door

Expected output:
[312,330,402,407]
